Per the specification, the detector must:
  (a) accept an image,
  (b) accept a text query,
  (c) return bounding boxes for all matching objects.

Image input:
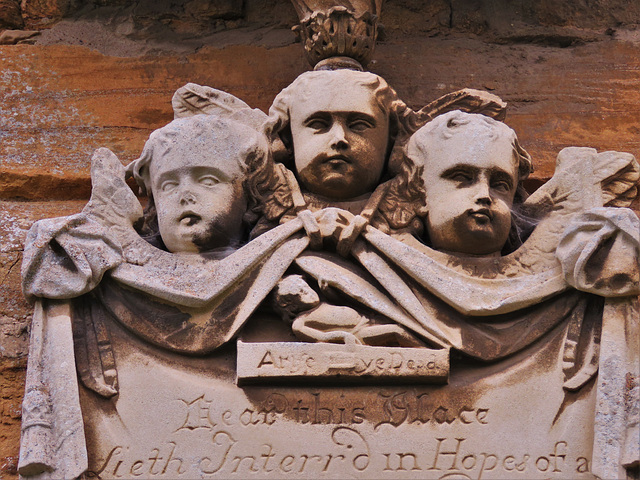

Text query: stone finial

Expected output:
[290,1,383,69]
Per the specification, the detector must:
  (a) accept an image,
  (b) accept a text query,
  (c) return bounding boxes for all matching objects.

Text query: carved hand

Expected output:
[309,208,370,257]
[314,207,355,242]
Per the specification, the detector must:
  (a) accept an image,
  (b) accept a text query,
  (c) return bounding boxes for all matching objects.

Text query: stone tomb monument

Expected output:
[17,1,640,479]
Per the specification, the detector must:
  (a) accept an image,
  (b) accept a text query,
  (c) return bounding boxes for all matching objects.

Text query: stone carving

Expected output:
[410,111,532,256]
[236,341,449,383]
[290,1,382,69]
[17,2,640,479]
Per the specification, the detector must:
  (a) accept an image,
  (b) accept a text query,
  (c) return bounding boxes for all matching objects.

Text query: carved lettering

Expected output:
[429,438,464,471]
[257,351,275,368]
[198,432,236,474]
[576,456,590,473]
[352,407,365,424]
[221,410,234,426]
[130,460,144,476]
[312,393,333,424]
[398,453,421,471]
[321,454,345,472]
[278,393,366,425]
[93,446,124,477]
[503,455,515,471]
[377,392,490,428]
[86,433,591,478]
[260,444,276,472]
[433,406,456,424]
[332,427,370,471]
[550,441,567,472]
[280,455,295,473]
[230,455,260,473]
[536,456,550,472]
[92,442,190,477]
[161,442,185,475]
[476,409,489,424]
[148,448,162,475]
[459,406,475,424]
[477,453,498,480]
[378,437,586,480]
[298,454,323,473]
[238,343,449,382]
[382,452,423,472]
[112,460,124,478]
[462,454,476,470]
[177,395,215,431]
[514,455,530,472]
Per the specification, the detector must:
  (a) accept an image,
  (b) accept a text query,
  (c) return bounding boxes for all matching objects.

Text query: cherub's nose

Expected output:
[473,180,492,205]
[180,191,196,205]
[330,123,349,150]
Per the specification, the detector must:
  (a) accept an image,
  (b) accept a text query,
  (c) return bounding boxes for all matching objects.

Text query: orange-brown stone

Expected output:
[2,37,640,199]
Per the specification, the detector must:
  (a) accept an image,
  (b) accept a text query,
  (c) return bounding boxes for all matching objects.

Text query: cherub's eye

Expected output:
[349,119,373,132]
[160,180,178,192]
[199,175,220,187]
[307,119,329,131]
[451,172,473,183]
[492,180,511,193]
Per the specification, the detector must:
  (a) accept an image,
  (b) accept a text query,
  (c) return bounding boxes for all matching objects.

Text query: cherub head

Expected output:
[128,115,269,253]
[406,110,533,256]
[267,70,407,200]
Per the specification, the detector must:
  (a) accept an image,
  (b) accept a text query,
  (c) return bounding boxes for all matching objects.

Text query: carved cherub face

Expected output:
[150,149,246,253]
[129,116,270,253]
[274,71,394,201]
[408,111,527,256]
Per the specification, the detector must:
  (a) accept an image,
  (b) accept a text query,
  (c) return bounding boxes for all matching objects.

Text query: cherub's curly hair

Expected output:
[406,110,532,186]
[126,115,274,248]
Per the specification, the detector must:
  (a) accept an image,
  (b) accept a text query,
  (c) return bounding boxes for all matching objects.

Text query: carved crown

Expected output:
[290,1,383,69]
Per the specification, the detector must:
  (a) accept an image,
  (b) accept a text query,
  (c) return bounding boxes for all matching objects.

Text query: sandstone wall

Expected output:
[1,1,639,477]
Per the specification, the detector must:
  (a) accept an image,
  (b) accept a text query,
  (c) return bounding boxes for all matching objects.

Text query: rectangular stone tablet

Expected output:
[237,341,449,385]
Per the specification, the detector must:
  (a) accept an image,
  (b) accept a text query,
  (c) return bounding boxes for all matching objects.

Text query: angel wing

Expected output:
[525,147,640,214]
[172,82,268,131]
[83,147,143,228]
[406,88,507,132]
[595,150,639,207]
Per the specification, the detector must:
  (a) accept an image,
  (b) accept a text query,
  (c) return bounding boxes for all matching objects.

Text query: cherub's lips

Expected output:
[179,211,201,226]
[468,208,493,221]
[324,155,351,165]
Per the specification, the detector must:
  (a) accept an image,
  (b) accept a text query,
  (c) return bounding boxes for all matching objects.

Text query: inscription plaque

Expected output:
[236,341,449,384]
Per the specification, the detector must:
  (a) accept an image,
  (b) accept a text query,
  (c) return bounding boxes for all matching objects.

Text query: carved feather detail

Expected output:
[410,88,508,131]
[593,151,640,207]
[172,83,268,131]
